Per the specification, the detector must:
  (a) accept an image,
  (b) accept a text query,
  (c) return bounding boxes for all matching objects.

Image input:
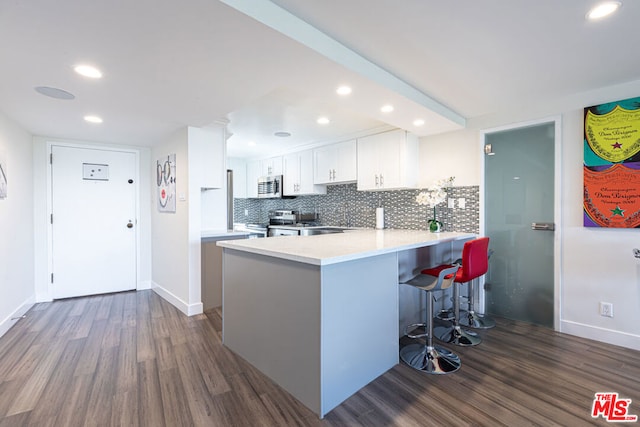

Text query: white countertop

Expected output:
[217,229,476,265]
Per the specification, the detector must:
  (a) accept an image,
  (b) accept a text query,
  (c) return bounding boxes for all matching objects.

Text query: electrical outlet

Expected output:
[448,198,455,208]
[244,209,249,216]
[599,302,614,318]
[458,198,466,209]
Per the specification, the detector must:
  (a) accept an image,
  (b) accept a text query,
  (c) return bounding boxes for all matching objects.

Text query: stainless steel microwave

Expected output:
[257,175,282,198]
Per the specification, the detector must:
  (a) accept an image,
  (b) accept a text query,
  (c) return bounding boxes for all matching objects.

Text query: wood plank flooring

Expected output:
[0,290,639,426]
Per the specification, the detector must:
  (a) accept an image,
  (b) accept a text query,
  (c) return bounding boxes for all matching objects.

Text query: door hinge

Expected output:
[50,153,53,164]
[51,273,54,283]
[50,213,53,224]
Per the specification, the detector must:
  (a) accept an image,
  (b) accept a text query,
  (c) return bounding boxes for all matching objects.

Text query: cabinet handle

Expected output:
[332,169,336,180]
[380,174,384,187]
[375,174,379,187]
[329,170,332,181]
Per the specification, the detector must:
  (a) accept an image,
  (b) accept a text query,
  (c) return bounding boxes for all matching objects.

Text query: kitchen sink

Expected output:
[299,227,346,236]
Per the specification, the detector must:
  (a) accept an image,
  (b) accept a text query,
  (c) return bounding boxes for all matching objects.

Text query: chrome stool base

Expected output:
[458,310,496,329]
[433,323,482,346]
[400,343,461,374]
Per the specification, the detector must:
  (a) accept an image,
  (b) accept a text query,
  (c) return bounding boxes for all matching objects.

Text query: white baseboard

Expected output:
[561,320,640,351]
[0,296,36,338]
[150,281,203,316]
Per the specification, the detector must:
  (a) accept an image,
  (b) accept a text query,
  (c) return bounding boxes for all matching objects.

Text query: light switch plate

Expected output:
[448,198,455,208]
[458,198,466,209]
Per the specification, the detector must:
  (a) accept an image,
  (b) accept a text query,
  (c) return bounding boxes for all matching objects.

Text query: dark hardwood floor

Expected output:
[0,290,638,426]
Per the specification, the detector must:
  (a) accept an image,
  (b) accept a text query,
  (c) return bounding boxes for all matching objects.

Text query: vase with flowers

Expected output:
[415,177,455,232]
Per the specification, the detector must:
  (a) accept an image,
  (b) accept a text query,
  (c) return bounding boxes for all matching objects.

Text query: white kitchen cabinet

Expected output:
[262,156,283,176]
[357,129,419,191]
[189,126,225,189]
[284,150,326,196]
[313,139,357,184]
[245,160,261,198]
[245,156,284,198]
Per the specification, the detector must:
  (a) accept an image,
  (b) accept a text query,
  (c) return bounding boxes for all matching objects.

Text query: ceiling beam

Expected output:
[219,0,466,128]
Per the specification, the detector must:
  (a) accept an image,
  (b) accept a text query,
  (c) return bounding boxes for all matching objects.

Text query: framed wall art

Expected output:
[584,96,640,228]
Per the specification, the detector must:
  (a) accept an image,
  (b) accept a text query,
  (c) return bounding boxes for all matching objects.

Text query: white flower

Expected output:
[415,176,455,207]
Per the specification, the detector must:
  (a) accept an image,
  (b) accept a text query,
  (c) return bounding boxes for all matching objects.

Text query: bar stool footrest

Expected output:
[400,343,461,374]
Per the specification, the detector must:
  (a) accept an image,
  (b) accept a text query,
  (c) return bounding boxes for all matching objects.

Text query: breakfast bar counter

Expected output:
[217,230,475,417]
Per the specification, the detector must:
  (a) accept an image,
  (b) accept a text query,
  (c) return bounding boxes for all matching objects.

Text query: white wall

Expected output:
[151,127,193,312]
[151,124,226,315]
[0,111,35,338]
[421,79,640,350]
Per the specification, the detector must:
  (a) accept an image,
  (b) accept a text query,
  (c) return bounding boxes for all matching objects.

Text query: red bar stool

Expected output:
[400,265,461,374]
[423,237,493,346]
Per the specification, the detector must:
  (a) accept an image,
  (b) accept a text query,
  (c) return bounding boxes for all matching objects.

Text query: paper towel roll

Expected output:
[375,207,384,229]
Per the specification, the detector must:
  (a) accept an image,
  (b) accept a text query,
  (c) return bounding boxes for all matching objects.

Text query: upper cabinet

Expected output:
[356,129,419,191]
[313,139,357,185]
[188,125,225,189]
[245,156,283,198]
[262,156,283,176]
[283,150,326,196]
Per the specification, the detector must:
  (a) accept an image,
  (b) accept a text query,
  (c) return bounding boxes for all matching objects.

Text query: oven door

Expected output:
[268,227,299,237]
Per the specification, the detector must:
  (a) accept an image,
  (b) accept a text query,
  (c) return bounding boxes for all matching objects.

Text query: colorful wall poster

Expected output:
[157,153,176,213]
[584,96,640,227]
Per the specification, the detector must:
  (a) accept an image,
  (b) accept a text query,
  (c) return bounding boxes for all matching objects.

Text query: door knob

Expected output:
[127,221,134,229]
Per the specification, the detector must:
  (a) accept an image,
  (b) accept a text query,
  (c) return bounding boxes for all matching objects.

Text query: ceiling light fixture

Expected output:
[380,105,394,113]
[74,65,103,79]
[248,141,256,147]
[317,117,330,125]
[413,119,425,127]
[84,115,103,124]
[34,86,75,100]
[274,131,291,137]
[586,1,622,20]
[336,85,352,96]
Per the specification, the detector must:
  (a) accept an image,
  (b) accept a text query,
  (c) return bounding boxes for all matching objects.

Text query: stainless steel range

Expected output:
[268,210,317,237]
[268,210,346,236]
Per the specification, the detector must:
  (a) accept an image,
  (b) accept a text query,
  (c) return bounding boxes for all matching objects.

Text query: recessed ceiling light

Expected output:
[380,105,394,113]
[586,1,622,20]
[413,119,425,127]
[317,117,330,125]
[84,115,103,124]
[74,65,103,79]
[248,141,256,147]
[336,85,352,96]
[34,86,75,100]
[274,131,291,137]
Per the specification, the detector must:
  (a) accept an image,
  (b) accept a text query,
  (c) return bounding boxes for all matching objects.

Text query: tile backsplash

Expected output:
[234,183,479,234]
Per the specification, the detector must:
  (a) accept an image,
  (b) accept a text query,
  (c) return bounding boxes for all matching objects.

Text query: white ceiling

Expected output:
[0,1,638,159]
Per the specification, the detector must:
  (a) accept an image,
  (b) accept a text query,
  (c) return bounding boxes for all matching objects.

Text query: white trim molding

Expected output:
[561,320,640,351]
[151,281,203,316]
[0,296,35,338]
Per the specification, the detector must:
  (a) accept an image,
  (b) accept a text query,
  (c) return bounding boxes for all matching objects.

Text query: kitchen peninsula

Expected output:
[217,229,475,417]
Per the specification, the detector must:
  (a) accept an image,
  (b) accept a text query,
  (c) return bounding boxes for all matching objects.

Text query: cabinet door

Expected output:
[313,145,335,184]
[189,126,225,189]
[246,160,261,198]
[335,139,357,183]
[282,153,300,195]
[263,156,283,176]
[357,134,382,191]
[298,150,326,194]
[377,130,403,189]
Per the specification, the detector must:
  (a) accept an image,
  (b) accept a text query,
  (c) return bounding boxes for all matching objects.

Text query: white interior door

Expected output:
[51,145,137,299]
